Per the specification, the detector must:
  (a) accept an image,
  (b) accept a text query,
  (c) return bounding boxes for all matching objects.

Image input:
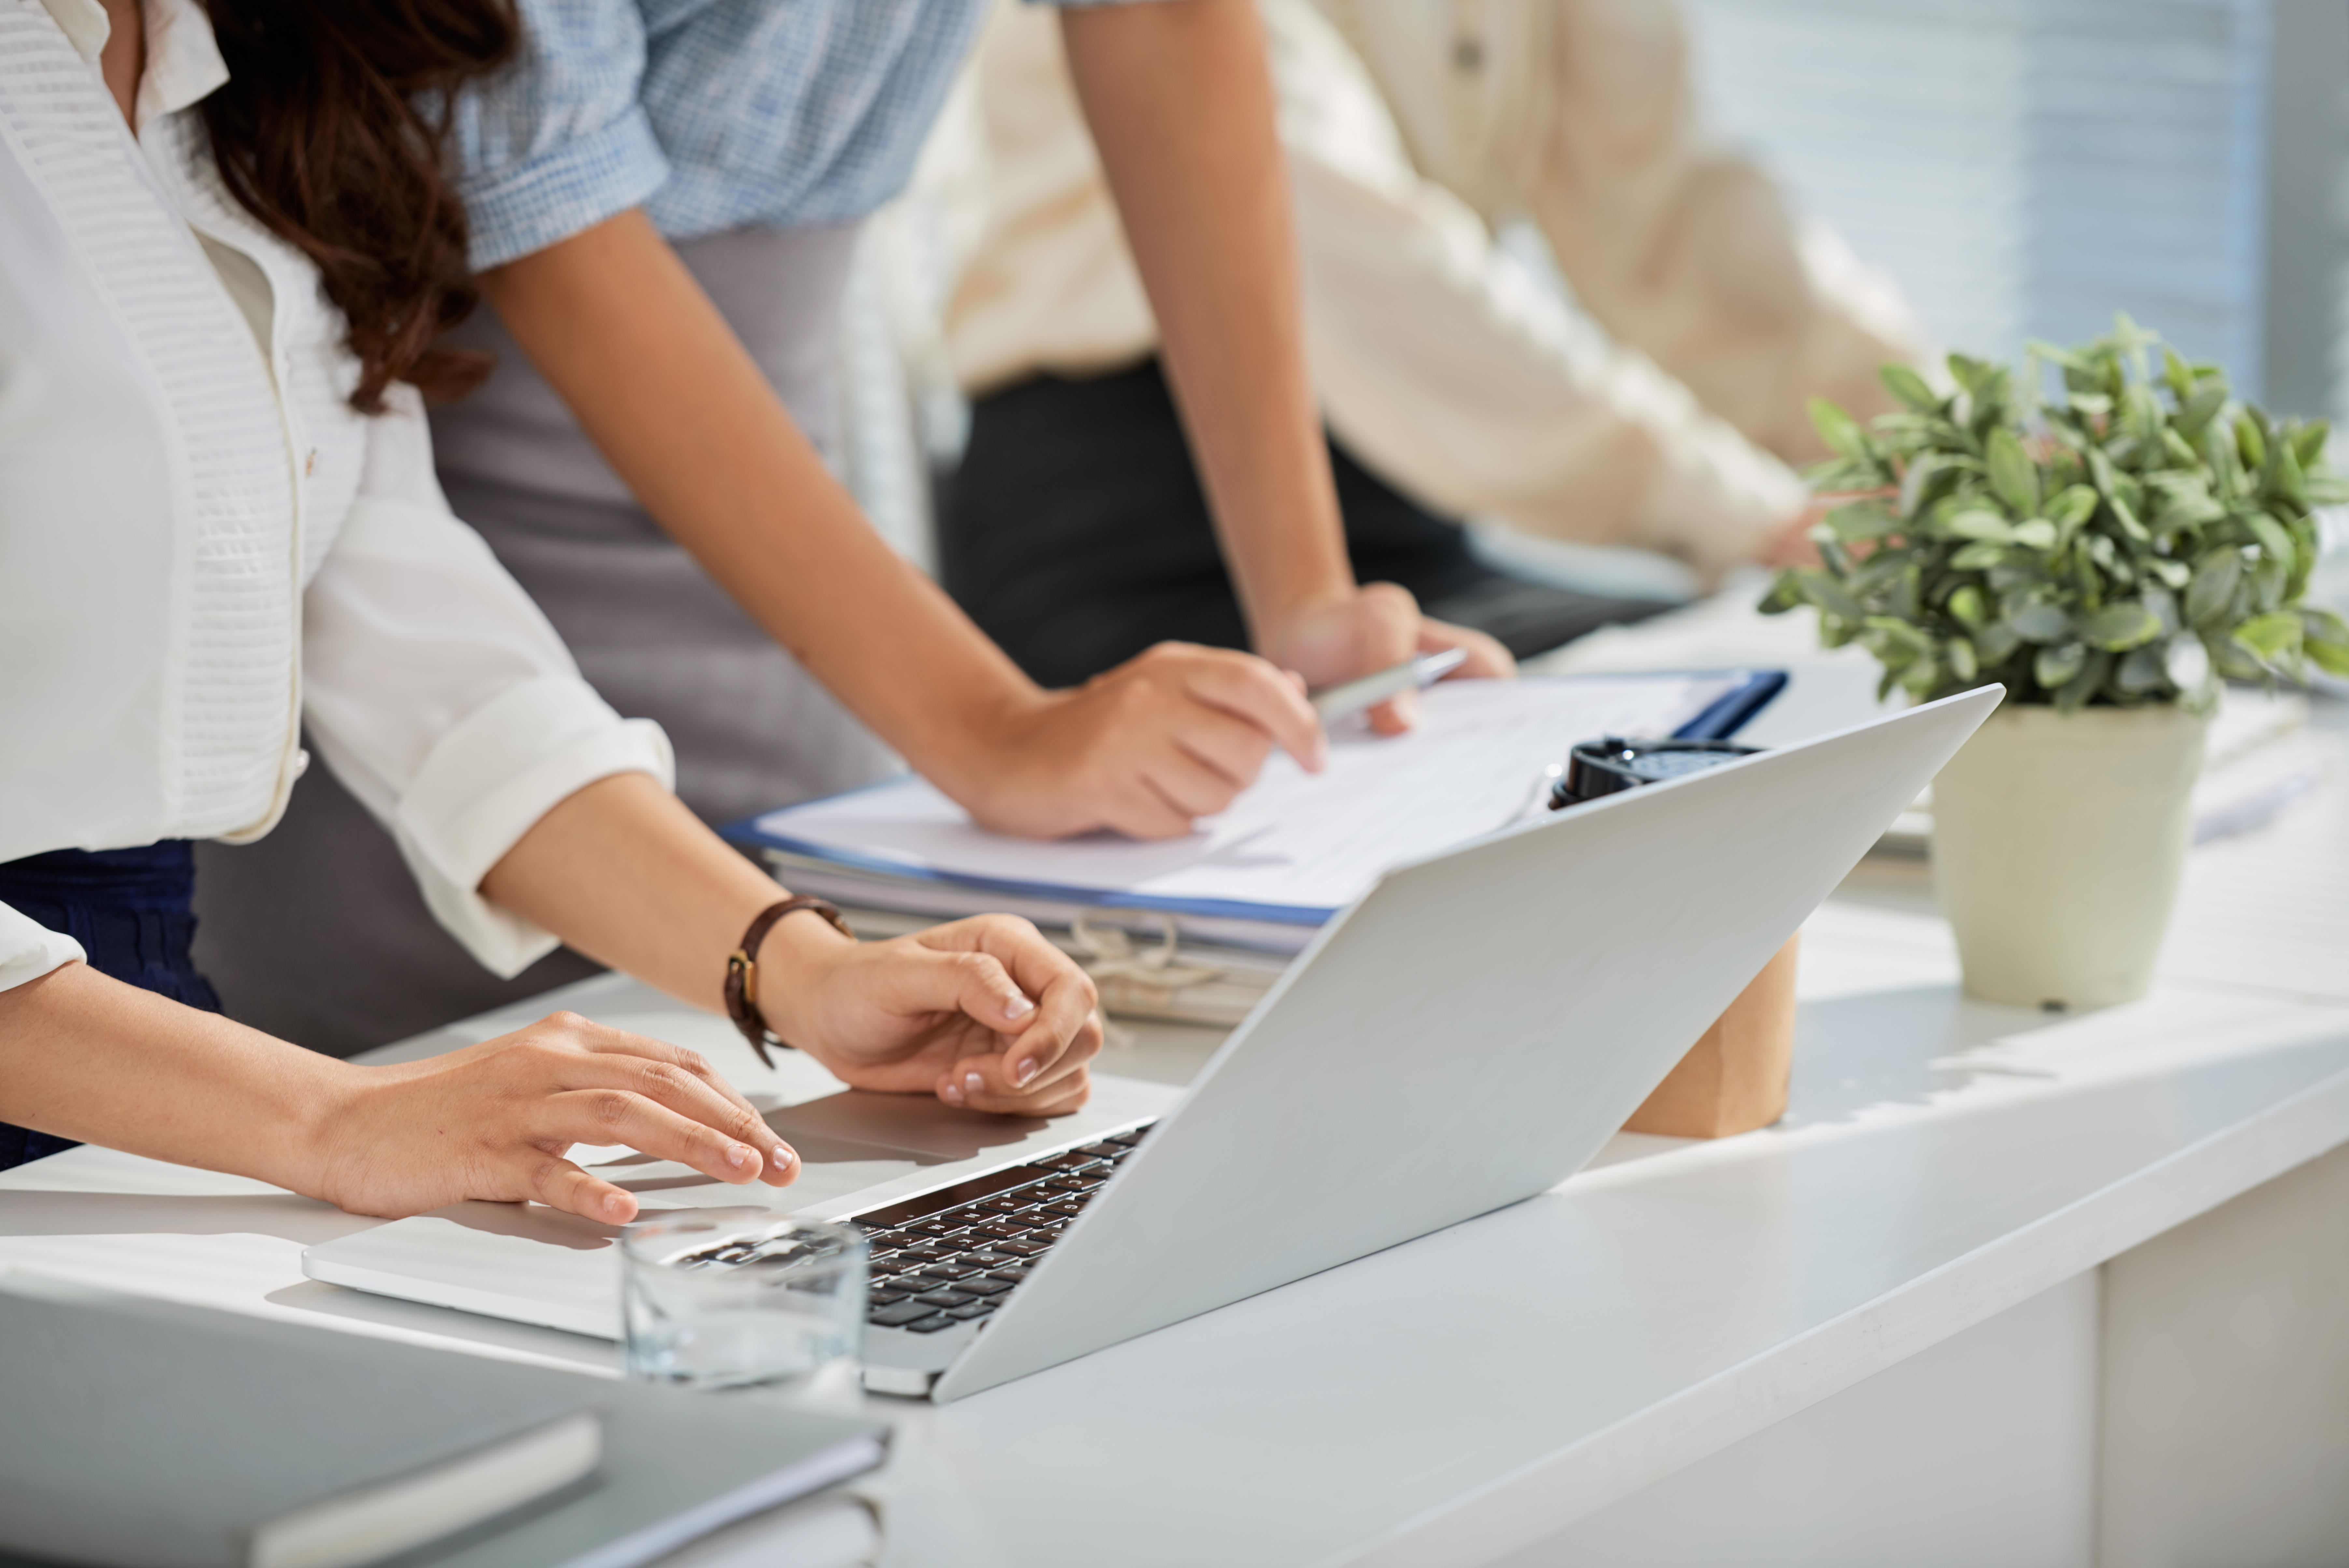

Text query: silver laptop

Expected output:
[306,688,1999,1401]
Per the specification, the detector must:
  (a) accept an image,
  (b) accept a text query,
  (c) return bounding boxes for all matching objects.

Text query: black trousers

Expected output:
[942,358,1675,689]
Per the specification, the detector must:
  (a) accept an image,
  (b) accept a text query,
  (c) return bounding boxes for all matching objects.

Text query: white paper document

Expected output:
[744,672,1770,923]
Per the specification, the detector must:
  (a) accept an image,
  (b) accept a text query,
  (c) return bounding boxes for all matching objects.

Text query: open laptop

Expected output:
[306,687,1999,1401]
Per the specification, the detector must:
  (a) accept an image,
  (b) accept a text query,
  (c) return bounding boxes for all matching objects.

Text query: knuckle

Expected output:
[589,1090,637,1130]
[637,1061,690,1098]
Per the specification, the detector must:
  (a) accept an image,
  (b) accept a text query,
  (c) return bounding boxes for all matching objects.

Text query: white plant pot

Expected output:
[1929,702,2207,1009]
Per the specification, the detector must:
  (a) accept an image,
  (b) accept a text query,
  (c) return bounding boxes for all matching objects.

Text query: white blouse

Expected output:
[0,0,672,992]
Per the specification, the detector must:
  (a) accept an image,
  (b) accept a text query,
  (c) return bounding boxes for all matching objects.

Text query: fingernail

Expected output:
[1004,992,1035,1019]
[965,1071,985,1096]
[770,1144,796,1171]
[1014,1057,1039,1086]
[941,1080,965,1107]
[601,1193,629,1221]
[727,1144,755,1172]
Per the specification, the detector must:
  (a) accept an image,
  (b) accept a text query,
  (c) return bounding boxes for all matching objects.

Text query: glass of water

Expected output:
[619,1215,868,1391]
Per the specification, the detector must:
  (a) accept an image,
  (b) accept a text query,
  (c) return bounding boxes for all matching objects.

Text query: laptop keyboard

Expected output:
[848,1122,1154,1335]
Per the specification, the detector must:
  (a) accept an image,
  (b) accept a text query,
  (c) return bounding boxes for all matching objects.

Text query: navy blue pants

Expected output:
[0,842,219,1170]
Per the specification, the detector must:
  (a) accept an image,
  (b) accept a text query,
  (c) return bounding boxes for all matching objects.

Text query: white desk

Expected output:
[4,714,2344,1567]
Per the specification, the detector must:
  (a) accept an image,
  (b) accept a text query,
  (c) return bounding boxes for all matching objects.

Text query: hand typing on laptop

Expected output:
[307,911,1100,1223]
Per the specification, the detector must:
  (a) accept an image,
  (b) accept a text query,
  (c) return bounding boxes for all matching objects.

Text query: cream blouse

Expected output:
[0,0,672,992]
[935,0,1927,583]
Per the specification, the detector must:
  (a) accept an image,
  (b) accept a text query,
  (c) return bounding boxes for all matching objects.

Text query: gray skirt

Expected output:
[194,224,902,1056]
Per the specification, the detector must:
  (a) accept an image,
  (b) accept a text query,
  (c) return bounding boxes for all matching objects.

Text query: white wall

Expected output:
[1497,1270,2103,1568]
[2099,1139,2349,1568]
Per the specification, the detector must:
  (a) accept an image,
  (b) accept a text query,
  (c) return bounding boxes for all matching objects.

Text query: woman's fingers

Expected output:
[524,1152,642,1224]
[1175,648,1325,772]
[1091,774,1200,841]
[1166,699,1277,792]
[888,942,1040,1036]
[570,1019,772,1127]
[894,918,1101,1110]
[1138,741,1247,821]
[1351,583,1430,736]
[535,1086,789,1191]
[948,1056,1095,1116]
[511,1013,797,1186]
[940,1000,1100,1107]
[1415,614,1515,678]
[951,917,1100,1081]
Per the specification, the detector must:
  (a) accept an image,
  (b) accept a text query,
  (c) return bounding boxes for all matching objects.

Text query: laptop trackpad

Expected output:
[767,1089,1049,1161]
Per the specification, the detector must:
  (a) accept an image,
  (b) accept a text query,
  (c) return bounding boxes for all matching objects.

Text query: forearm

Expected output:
[0,964,345,1191]
[475,215,1042,806]
[1062,0,1353,643]
[478,772,841,1018]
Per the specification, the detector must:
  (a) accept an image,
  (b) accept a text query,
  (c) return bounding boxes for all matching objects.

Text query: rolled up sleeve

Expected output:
[452,0,669,270]
[301,389,673,978]
[0,902,85,995]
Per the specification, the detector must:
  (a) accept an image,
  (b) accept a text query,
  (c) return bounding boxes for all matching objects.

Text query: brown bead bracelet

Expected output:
[723,896,854,1069]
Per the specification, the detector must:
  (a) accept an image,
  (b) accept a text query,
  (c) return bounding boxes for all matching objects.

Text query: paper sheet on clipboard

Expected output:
[735,671,1779,928]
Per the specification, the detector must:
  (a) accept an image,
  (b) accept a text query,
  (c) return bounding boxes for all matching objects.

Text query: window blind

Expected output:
[1679,0,2271,386]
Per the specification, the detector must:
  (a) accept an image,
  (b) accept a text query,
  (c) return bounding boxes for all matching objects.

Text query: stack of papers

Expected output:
[729,671,1782,958]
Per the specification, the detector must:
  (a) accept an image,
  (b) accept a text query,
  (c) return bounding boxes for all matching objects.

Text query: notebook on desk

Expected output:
[726,669,1786,953]
[0,1272,886,1568]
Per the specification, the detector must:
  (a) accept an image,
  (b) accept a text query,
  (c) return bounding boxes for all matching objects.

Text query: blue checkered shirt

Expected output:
[454,0,1118,271]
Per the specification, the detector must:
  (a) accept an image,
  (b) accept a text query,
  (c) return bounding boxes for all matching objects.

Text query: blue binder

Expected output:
[724,669,1786,943]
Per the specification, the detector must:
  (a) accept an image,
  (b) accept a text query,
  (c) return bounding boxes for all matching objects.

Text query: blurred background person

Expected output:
[931,0,1931,687]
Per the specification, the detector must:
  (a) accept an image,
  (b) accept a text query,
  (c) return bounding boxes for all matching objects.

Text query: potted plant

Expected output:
[1764,317,2349,1008]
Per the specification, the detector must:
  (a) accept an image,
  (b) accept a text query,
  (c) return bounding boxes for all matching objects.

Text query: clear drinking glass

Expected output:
[619,1215,868,1391]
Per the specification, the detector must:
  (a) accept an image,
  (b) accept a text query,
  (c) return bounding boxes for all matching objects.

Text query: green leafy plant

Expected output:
[1762,316,2349,711]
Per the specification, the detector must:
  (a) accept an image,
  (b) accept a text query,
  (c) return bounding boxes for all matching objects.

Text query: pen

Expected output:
[1309,647,1470,720]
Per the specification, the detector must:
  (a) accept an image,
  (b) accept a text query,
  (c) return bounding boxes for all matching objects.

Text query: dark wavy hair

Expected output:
[198,0,519,413]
